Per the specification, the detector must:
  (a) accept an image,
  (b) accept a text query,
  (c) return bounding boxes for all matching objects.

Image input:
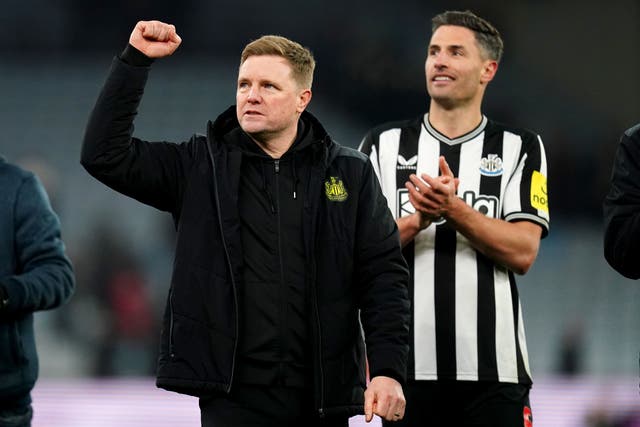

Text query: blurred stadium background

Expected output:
[0,0,638,426]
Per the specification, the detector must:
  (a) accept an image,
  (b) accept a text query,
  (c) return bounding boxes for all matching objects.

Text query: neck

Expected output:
[428,100,483,139]
[250,123,299,159]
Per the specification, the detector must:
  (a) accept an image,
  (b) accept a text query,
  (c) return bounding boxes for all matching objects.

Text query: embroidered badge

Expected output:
[325,177,348,202]
[479,154,504,176]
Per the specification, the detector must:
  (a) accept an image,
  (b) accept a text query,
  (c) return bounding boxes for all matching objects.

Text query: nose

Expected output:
[429,52,447,70]
[247,86,260,103]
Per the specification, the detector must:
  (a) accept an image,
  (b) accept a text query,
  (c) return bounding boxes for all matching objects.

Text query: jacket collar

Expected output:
[207,106,332,154]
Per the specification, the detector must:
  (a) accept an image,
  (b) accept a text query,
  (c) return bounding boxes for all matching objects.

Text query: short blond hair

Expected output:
[241,35,315,89]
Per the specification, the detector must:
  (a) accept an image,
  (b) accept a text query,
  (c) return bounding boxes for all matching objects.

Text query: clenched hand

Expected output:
[129,20,182,59]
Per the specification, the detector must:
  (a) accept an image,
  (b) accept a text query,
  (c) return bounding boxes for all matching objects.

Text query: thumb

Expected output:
[170,31,182,44]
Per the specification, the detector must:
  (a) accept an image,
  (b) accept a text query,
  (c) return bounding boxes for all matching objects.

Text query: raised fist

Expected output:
[129,20,182,59]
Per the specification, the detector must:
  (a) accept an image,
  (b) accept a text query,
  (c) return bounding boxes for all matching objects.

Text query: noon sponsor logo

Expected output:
[530,170,548,213]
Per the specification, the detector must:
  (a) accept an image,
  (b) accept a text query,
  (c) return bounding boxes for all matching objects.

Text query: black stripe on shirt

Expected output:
[434,142,460,377]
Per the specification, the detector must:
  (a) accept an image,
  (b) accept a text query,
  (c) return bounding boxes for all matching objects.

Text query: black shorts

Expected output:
[383,380,532,427]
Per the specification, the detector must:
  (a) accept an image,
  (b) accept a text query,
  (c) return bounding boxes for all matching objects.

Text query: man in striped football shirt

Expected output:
[360,10,548,427]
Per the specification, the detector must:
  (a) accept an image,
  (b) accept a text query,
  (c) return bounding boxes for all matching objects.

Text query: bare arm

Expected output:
[406,156,542,274]
[397,212,431,248]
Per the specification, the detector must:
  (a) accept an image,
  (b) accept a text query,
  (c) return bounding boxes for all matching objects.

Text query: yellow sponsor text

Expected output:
[530,170,548,213]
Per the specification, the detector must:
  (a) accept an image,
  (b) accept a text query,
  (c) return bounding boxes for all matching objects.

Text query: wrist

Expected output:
[440,194,463,221]
[415,212,431,231]
[120,43,155,67]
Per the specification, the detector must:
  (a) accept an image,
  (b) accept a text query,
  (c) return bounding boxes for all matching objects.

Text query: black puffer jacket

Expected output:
[604,123,640,279]
[81,57,410,417]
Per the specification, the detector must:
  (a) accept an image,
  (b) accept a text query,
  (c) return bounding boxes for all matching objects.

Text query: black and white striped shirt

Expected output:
[360,114,549,385]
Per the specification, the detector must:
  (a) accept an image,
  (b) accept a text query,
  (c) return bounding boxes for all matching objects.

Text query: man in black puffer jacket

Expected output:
[604,123,640,279]
[81,20,410,427]
[0,158,75,427]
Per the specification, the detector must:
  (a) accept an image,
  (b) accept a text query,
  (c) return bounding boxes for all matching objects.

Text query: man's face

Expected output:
[425,25,496,109]
[236,55,310,142]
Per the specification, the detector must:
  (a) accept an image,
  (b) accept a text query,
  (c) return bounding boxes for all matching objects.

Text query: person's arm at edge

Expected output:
[0,174,74,317]
[603,127,640,279]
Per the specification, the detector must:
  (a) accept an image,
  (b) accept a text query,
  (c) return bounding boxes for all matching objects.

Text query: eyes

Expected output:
[428,47,465,57]
[237,81,278,91]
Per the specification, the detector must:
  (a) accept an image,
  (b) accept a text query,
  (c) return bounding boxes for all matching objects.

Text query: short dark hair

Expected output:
[432,10,503,62]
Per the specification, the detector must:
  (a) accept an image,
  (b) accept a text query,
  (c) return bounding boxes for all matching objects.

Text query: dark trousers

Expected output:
[200,385,349,427]
[383,380,532,427]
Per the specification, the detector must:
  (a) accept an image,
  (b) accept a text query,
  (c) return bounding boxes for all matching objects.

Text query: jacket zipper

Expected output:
[308,163,325,417]
[312,251,325,417]
[206,142,239,393]
[274,159,287,385]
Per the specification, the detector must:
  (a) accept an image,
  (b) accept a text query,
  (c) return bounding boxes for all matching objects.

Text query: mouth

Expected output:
[432,75,454,82]
[244,110,263,116]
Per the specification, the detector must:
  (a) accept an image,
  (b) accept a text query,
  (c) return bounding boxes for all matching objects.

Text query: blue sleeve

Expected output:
[1,174,75,315]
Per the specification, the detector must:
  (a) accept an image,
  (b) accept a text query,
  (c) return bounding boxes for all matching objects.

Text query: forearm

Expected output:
[80,56,150,171]
[444,197,541,274]
[397,213,430,247]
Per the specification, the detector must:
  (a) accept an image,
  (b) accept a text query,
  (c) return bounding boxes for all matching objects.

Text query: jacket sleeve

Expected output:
[0,174,74,317]
[355,159,410,384]
[603,125,640,279]
[80,56,193,213]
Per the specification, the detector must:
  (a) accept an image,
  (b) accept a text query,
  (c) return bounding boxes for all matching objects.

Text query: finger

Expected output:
[407,174,430,194]
[405,181,442,212]
[394,396,406,420]
[439,156,454,178]
[421,173,454,196]
[381,396,398,421]
[168,25,182,44]
[364,390,374,422]
[373,394,390,421]
[140,21,158,39]
[407,187,439,216]
[420,172,441,189]
[405,182,430,208]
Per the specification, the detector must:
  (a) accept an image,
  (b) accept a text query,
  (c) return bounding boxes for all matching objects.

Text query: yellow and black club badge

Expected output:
[325,176,348,202]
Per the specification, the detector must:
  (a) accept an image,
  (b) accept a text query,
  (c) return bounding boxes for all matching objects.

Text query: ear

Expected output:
[480,60,498,85]
[296,89,312,113]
